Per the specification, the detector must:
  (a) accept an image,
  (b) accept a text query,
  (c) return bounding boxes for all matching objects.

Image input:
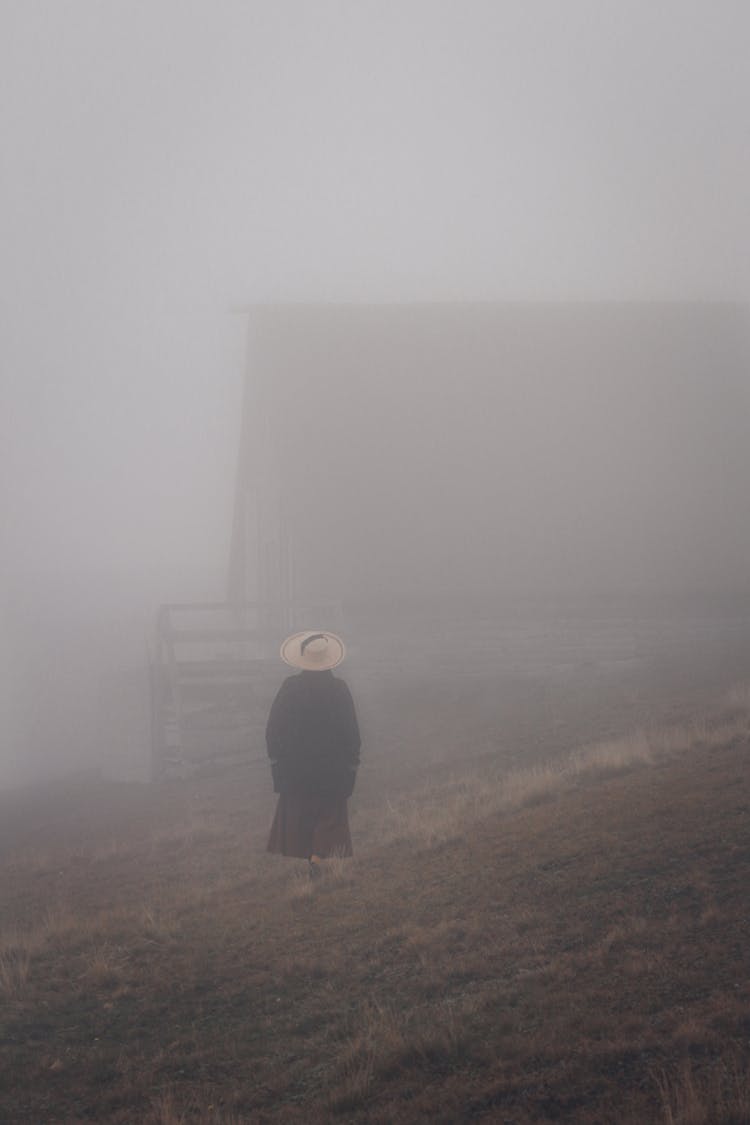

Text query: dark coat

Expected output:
[265,670,361,798]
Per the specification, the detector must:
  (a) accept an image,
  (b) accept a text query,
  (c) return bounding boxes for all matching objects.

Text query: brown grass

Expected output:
[0,944,32,997]
[654,1055,750,1125]
[328,995,478,1115]
[1,690,750,1122]
[148,1090,247,1125]
[376,707,750,851]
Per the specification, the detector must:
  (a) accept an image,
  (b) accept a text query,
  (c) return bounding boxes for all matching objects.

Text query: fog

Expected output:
[244,303,750,605]
[2,2,750,786]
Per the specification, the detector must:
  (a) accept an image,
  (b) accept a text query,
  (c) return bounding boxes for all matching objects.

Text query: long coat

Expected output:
[265,669,361,859]
[265,669,361,796]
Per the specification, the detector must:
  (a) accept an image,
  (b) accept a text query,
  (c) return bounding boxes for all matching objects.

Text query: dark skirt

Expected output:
[267,792,353,859]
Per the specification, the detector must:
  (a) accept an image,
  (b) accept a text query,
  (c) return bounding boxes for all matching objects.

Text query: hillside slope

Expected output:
[1,724,749,1123]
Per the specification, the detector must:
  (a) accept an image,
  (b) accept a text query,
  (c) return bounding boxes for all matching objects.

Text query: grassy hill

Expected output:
[2,697,750,1123]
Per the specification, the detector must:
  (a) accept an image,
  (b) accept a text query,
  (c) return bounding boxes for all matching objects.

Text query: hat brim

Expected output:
[280,631,346,670]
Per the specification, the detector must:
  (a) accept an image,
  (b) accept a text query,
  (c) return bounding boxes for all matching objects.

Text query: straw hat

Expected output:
[280,630,346,671]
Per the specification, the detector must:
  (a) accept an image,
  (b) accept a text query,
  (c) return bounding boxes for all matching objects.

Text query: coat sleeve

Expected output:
[338,681,361,767]
[266,678,298,794]
[340,681,361,798]
[266,678,293,762]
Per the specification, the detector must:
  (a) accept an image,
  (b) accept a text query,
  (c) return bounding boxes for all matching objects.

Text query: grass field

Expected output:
[2,686,750,1123]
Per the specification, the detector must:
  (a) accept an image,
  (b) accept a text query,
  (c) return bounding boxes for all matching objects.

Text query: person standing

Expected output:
[266,631,361,875]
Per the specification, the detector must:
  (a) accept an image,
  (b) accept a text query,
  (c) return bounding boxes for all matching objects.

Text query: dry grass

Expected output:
[329,995,478,1114]
[0,945,32,997]
[1,687,750,1123]
[282,848,357,899]
[148,1091,247,1125]
[571,727,653,773]
[377,705,750,850]
[654,1055,750,1124]
[84,942,131,986]
[287,868,316,899]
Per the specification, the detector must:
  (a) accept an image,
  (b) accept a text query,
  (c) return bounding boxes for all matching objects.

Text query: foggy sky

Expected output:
[2,1,750,608]
[3,1,750,790]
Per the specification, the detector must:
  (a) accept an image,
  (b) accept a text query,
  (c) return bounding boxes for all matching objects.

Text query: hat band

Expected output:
[300,632,327,655]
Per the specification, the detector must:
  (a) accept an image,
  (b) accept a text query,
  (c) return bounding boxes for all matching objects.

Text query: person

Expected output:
[266,630,361,875]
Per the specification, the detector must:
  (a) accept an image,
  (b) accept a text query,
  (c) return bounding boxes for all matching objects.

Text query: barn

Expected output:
[151,301,750,776]
[229,301,750,608]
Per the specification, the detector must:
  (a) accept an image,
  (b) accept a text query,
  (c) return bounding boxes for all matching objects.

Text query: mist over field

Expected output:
[2,1,750,787]
[5,8,750,1122]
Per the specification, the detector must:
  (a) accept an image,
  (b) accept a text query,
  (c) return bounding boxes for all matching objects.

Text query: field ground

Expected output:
[2,676,750,1122]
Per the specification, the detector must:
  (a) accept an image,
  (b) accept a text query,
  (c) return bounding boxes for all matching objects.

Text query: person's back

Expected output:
[266,668,360,797]
[265,631,361,873]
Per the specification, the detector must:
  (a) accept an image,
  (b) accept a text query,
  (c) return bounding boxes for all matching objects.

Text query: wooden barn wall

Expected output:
[233,304,750,609]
